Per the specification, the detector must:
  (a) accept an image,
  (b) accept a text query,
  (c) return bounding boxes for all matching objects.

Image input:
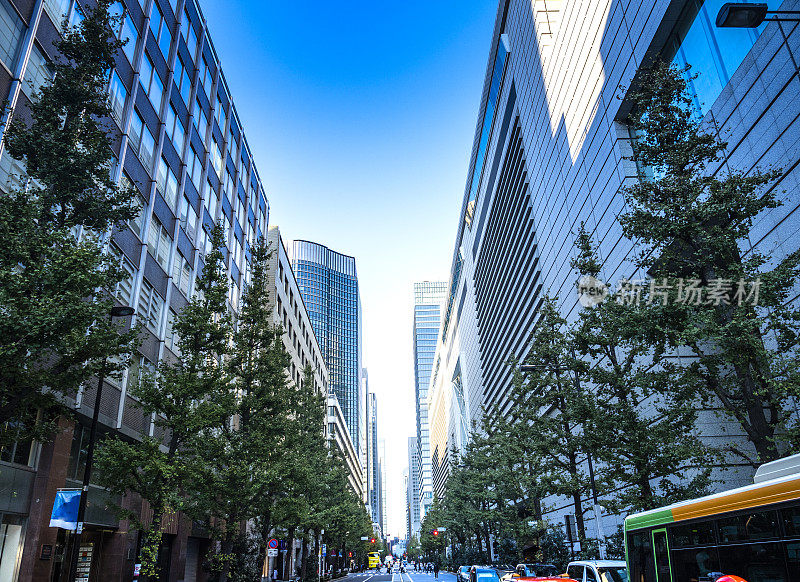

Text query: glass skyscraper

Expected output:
[292,240,363,458]
[413,281,447,525]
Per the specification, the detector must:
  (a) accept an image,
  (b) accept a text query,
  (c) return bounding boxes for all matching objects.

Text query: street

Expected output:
[346,570,458,582]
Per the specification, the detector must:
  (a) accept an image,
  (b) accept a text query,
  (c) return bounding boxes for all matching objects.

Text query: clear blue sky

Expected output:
[201,0,498,536]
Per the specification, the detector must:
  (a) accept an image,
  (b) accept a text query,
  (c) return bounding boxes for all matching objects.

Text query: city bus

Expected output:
[368,552,381,569]
[624,453,800,581]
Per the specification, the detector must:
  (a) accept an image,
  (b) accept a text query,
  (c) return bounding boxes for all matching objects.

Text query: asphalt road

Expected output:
[346,569,458,582]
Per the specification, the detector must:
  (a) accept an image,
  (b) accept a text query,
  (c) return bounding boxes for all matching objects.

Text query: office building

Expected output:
[327,393,364,499]
[406,436,421,539]
[266,227,328,397]
[291,241,363,463]
[0,0,273,578]
[412,281,447,524]
[366,390,383,535]
[429,0,799,530]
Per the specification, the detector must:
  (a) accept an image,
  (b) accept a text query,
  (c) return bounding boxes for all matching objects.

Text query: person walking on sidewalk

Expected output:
[433,563,440,579]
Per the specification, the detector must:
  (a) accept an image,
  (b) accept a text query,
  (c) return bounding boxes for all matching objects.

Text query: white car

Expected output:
[565,560,627,582]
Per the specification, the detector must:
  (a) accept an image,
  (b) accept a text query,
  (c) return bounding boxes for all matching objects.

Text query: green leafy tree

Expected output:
[0,0,137,446]
[511,296,592,548]
[96,225,231,581]
[571,223,713,513]
[185,237,298,582]
[619,62,800,464]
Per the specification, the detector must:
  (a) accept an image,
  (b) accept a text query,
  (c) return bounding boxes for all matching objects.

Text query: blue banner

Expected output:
[49,489,81,530]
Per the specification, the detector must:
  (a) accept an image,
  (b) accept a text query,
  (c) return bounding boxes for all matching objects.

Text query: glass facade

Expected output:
[292,241,362,457]
[667,0,781,117]
[412,281,447,524]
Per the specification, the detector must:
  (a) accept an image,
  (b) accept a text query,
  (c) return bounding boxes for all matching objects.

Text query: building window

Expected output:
[200,55,212,99]
[175,55,193,106]
[43,0,70,30]
[156,156,179,211]
[137,280,164,334]
[147,215,172,272]
[108,71,127,126]
[140,52,164,112]
[149,2,172,61]
[21,43,53,99]
[180,5,198,60]
[211,138,223,178]
[215,91,227,133]
[204,180,218,218]
[164,308,180,354]
[195,97,208,140]
[110,243,137,306]
[188,147,203,191]
[172,250,192,298]
[0,0,24,72]
[126,354,155,391]
[666,0,781,118]
[178,194,198,242]
[165,104,185,154]
[128,109,156,170]
[110,2,138,65]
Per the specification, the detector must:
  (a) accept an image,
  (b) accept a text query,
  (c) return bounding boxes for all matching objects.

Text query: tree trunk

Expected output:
[285,526,296,580]
[301,533,310,582]
[218,536,235,582]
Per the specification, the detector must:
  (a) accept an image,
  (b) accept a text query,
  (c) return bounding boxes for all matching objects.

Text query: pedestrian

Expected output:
[434,563,439,579]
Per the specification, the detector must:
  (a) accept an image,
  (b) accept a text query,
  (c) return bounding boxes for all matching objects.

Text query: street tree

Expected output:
[619,62,800,464]
[96,225,232,581]
[511,296,593,548]
[0,0,137,446]
[571,223,713,514]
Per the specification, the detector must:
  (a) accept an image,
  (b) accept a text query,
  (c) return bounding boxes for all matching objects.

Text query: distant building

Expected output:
[412,281,447,512]
[367,390,384,534]
[406,436,421,539]
[291,240,364,474]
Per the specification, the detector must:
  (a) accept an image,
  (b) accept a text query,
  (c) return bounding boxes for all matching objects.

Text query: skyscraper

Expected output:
[412,282,447,523]
[406,436,421,539]
[291,241,363,461]
[367,390,383,534]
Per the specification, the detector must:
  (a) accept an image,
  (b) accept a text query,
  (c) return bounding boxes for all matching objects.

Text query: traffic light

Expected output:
[370,538,376,544]
[349,552,353,558]
[432,529,439,536]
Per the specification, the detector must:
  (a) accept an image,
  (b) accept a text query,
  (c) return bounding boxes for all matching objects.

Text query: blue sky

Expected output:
[201,0,498,536]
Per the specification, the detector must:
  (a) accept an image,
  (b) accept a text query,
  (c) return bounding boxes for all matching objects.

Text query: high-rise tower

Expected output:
[412,282,447,524]
[291,241,363,461]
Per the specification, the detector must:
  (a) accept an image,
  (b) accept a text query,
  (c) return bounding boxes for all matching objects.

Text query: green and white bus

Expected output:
[624,454,800,582]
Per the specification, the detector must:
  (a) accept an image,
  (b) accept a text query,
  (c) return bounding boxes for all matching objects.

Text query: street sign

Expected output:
[268,539,279,549]
[268,549,278,557]
[322,544,327,557]
[360,536,369,541]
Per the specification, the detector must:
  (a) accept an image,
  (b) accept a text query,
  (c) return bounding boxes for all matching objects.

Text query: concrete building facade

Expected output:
[428,0,800,537]
[0,0,275,577]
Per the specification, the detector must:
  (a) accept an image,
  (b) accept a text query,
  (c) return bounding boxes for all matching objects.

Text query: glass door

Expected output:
[651,528,672,582]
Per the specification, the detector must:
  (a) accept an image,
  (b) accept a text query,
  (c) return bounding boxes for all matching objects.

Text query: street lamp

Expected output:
[66,304,134,582]
[716,3,800,28]
[518,359,606,558]
[715,4,800,91]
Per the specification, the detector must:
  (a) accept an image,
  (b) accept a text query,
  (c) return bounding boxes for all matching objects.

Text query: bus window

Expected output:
[652,529,671,582]
[718,510,780,543]
[781,507,800,536]
[717,542,787,581]
[787,541,800,578]
[669,547,719,582]
[628,531,655,582]
[670,521,716,548]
